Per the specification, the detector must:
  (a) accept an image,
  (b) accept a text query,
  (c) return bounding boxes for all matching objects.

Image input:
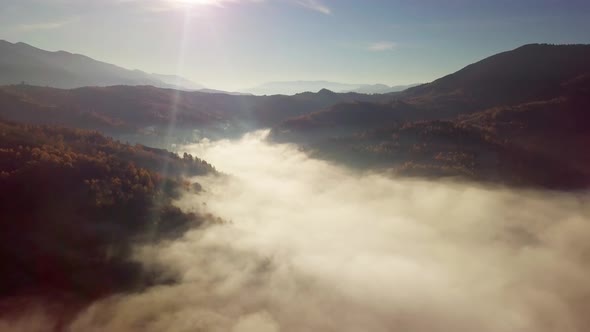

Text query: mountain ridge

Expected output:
[403,43,590,107]
[269,43,590,189]
[243,80,419,95]
[0,40,203,90]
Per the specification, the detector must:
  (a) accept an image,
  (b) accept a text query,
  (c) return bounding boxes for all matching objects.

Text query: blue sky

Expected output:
[1,0,589,90]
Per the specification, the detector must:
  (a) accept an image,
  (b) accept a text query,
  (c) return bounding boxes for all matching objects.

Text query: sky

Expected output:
[1,0,590,90]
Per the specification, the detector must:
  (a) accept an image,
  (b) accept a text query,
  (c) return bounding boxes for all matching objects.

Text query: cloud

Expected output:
[293,0,331,15]
[48,130,590,331]
[368,41,396,51]
[16,18,76,31]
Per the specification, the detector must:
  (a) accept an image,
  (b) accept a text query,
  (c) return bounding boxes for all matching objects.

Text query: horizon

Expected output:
[2,38,586,95]
[2,0,590,91]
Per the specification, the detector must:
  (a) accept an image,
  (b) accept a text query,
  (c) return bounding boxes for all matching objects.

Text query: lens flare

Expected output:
[170,0,234,6]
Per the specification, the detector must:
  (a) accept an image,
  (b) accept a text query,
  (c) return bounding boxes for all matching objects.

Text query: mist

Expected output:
[9,130,590,331]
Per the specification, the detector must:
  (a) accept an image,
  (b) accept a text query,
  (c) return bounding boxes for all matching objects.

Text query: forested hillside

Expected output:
[0,85,389,143]
[0,120,216,321]
[270,44,590,189]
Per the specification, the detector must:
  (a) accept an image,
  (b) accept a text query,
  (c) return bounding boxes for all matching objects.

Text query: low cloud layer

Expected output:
[7,130,590,331]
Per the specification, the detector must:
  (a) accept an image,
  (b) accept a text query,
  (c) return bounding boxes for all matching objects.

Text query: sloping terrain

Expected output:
[0,85,389,142]
[0,120,216,322]
[0,40,203,90]
[270,44,590,189]
[402,43,590,113]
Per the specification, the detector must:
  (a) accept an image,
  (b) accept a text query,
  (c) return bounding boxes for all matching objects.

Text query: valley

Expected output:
[1,39,589,331]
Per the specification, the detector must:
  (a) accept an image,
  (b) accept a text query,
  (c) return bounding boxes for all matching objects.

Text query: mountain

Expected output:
[344,83,420,94]
[0,39,419,95]
[0,40,202,90]
[243,80,417,95]
[0,119,215,309]
[196,88,252,96]
[273,44,590,135]
[0,85,390,146]
[4,42,590,188]
[270,44,590,189]
[271,100,421,144]
[150,73,204,90]
[401,43,590,114]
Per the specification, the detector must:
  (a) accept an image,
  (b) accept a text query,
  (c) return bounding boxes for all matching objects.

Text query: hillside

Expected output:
[0,120,216,318]
[0,85,389,144]
[402,43,590,113]
[0,40,202,90]
[272,100,421,144]
[270,44,590,189]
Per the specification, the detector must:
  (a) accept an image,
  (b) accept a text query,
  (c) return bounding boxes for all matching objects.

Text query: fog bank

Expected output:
[12,130,590,331]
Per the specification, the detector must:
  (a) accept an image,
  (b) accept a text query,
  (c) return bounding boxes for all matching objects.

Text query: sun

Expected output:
[171,0,227,5]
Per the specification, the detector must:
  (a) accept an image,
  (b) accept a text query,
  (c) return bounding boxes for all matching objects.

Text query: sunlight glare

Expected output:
[171,0,232,6]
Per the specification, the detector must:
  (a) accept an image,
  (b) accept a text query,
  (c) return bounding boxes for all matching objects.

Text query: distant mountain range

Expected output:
[150,73,205,90]
[242,81,419,95]
[0,40,204,90]
[2,42,589,188]
[195,88,252,96]
[0,40,413,96]
[0,84,389,144]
